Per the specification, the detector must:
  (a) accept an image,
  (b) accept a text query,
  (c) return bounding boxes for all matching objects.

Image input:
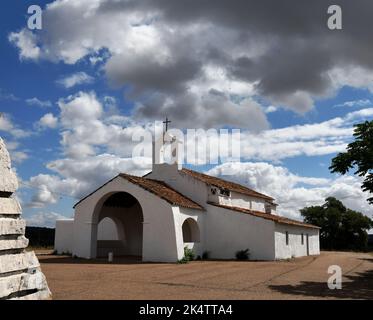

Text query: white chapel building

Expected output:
[55,132,320,262]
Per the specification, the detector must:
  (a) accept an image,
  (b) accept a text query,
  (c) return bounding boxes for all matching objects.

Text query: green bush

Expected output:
[178,247,195,264]
[177,257,189,264]
[202,251,210,260]
[235,249,250,260]
[184,247,195,261]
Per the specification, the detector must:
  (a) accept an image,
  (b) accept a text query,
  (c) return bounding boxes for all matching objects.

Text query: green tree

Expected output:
[330,121,373,204]
[301,197,372,251]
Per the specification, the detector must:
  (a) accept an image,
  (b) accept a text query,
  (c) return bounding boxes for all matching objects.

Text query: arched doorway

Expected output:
[95,192,144,258]
[182,218,200,243]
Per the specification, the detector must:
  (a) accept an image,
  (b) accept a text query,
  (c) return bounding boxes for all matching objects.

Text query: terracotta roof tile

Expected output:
[181,168,274,201]
[207,202,320,229]
[119,174,204,210]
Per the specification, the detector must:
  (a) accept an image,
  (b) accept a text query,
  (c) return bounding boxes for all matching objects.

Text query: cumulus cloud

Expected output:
[26,97,52,108]
[56,91,153,159]
[5,141,29,164]
[8,0,373,125]
[8,29,40,60]
[22,88,373,208]
[0,113,31,139]
[56,72,94,89]
[27,155,151,207]
[24,91,153,207]
[207,162,373,221]
[198,108,373,163]
[37,113,58,129]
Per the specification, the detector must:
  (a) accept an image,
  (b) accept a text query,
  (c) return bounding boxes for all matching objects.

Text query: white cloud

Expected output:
[27,155,151,208]
[334,99,372,108]
[8,0,373,124]
[8,29,40,60]
[56,72,94,89]
[264,105,278,113]
[38,113,58,129]
[25,212,68,228]
[0,113,31,139]
[3,140,28,164]
[207,162,373,221]
[330,66,373,93]
[26,97,52,108]
[237,108,373,162]
[57,91,150,158]
[23,89,373,208]
[10,151,29,164]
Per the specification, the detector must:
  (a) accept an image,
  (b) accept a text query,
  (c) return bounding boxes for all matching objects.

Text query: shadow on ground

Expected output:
[269,260,373,300]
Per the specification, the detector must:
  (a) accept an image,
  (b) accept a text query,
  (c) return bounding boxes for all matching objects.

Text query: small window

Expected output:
[219,188,230,197]
[301,233,304,245]
[286,231,289,245]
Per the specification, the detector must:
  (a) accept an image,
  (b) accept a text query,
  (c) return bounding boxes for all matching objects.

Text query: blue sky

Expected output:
[1,1,373,227]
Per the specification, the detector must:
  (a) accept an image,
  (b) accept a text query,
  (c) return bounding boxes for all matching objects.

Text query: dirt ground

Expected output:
[37,251,373,300]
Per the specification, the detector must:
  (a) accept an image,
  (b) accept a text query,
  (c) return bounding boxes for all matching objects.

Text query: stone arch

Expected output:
[92,191,144,258]
[182,218,200,243]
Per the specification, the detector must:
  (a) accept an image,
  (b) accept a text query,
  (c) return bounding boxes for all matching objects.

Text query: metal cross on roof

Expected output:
[163,117,171,132]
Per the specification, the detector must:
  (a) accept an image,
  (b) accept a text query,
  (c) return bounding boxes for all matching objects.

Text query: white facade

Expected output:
[55,163,320,262]
[55,133,319,262]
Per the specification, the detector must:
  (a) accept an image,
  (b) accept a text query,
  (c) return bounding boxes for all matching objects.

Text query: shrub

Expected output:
[178,257,189,264]
[235,249,250,260]
[178,247,195,264]
[184,247,195,261]
[202,251,210,260]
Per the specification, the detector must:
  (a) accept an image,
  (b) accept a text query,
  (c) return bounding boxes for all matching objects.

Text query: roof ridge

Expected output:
[207,202,320,229]
[119,173,204,210]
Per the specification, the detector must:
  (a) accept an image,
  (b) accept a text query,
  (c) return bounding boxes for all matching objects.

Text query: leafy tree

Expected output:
[330,121,373,204]
[301,197,372,251]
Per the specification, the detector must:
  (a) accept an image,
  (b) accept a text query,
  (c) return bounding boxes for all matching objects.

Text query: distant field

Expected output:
[38,251,373,300]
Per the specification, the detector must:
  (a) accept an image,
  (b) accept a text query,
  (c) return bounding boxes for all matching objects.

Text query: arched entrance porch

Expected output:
[93,192,144,259]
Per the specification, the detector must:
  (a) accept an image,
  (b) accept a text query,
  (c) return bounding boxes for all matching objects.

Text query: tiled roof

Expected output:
[207,202,320,229]
[181,168,274,201]
[119,174,204,210]
[74,174,204,210]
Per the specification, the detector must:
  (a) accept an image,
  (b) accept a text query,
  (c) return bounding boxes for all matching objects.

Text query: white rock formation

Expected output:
[0,138,51,300]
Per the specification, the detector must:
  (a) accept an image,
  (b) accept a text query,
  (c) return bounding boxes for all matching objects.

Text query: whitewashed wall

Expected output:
[54,219,73,254]
[209,190,275,213]
[173,207,205,259]
[97,217,119,240]
[70,176,180,262]
[204,204,276,260]
[274,223,320,259]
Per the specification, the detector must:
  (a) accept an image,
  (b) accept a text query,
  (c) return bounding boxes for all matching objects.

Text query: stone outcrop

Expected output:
[0,138,51,300]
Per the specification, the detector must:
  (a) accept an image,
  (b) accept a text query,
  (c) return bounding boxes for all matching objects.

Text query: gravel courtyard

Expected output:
[38,251,373,300]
